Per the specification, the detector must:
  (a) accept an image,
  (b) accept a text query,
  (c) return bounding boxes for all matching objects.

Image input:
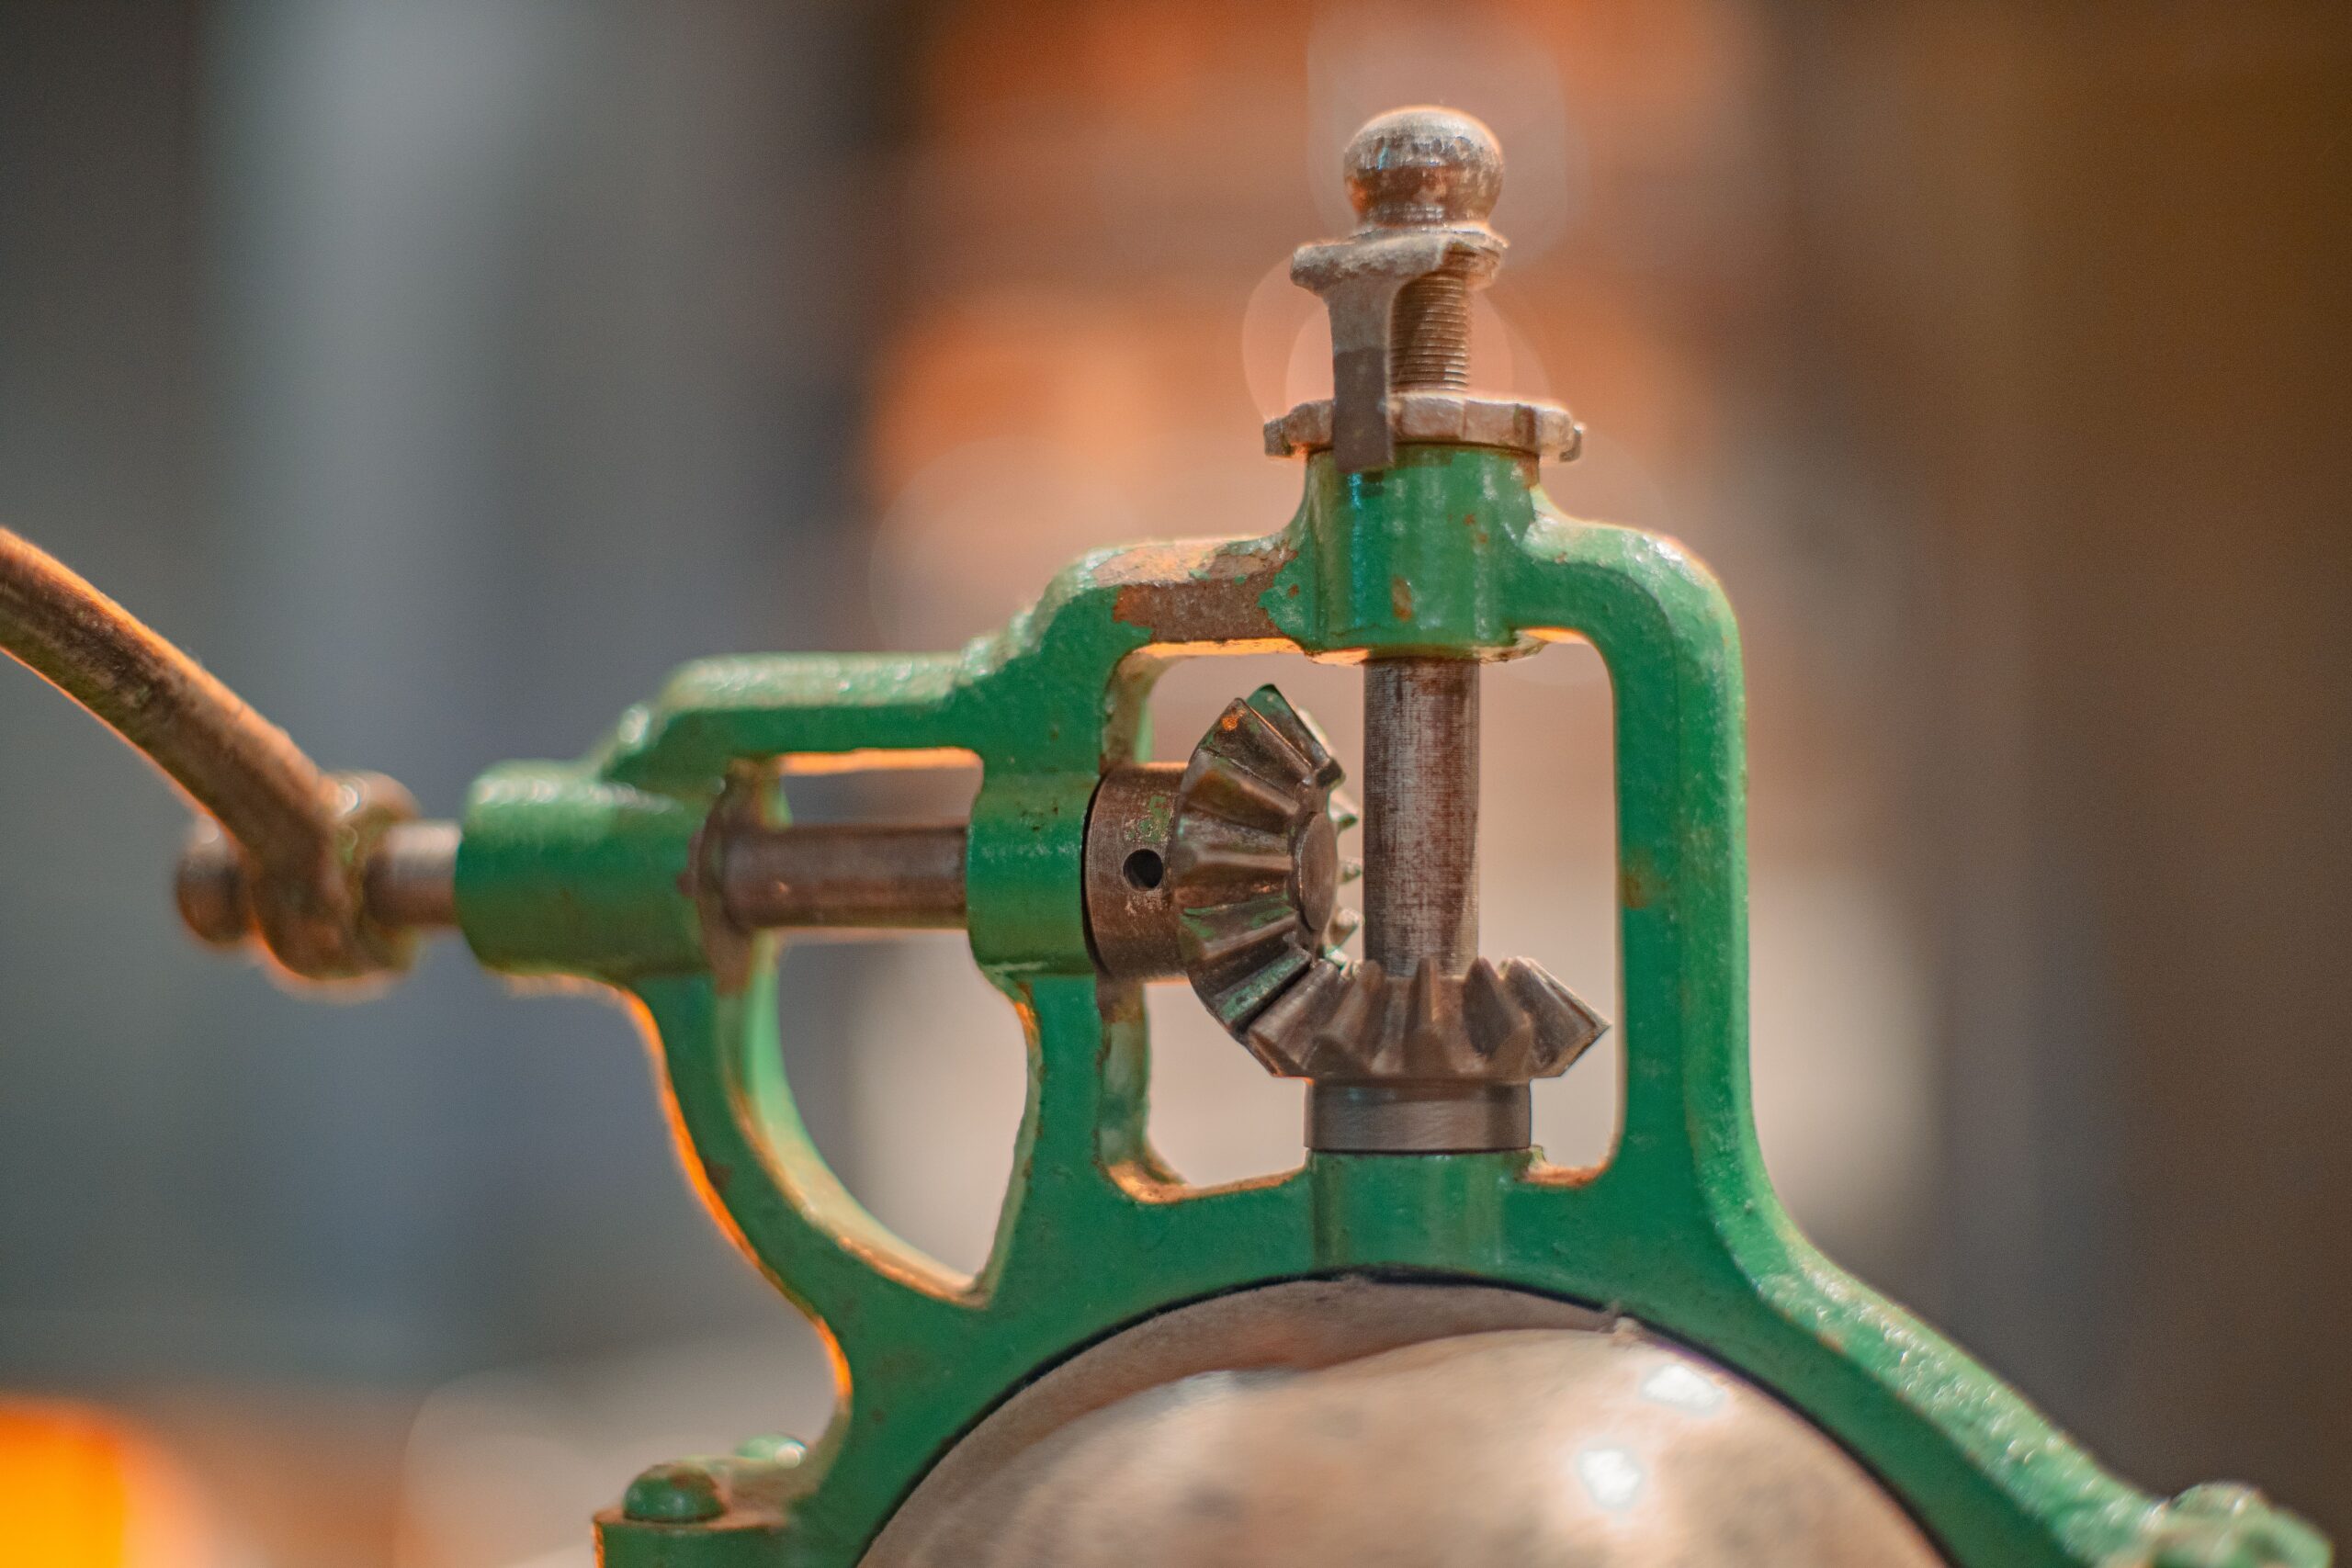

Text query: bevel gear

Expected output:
[1166,685,1358,1030]
[1240,952,1603,1082]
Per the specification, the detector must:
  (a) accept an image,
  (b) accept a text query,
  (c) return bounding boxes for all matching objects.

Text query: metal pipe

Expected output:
[720,821,967,932]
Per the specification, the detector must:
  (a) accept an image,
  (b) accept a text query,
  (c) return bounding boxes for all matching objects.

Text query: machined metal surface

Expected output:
[1362,658,1479,975]
[361,819,462,929]
[721,821,967,932]
[1082,763,1185,979]
[1308,1080,1532,1151]
[868,1281,1943,1568]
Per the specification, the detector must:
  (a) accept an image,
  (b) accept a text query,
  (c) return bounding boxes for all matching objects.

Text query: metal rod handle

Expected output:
[0,526,413,979]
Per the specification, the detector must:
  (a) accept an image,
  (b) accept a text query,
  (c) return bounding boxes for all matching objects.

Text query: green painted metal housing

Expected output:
[453,446,2324,1568]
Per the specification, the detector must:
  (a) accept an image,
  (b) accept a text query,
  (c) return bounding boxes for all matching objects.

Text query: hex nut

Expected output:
[1265,393,1581,462]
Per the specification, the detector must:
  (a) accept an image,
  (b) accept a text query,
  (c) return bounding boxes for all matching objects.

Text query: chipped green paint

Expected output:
[453,445,2324,1568]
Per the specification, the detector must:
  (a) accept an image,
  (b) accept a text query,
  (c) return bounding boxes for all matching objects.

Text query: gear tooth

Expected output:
[1337,856,1364,886]
[1399,958,1467,1077]
[1184,897,1298,967]
[1201,938,1314,1034]
[1327,789,1361,835]
[1306,959,1386,1076]
[1182,751,1309,833]
[1360,964,1414,1077]
[1205,698,1314,790]
[1327,906,1361,946]
[1501,957,1608,1076]
[1244,958,1345,1076]
[1245,684,1343,790]
[1165,808,1281,866]
[1463,957,1536,1078]
[1165,835,1298,902]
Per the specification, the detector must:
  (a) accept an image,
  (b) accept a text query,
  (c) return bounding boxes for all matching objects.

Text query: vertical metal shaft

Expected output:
[1362,658,1479,976]
[1314,656,1522,1155]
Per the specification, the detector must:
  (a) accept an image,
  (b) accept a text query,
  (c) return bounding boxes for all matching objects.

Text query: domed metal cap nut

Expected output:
[1344,107,1503,231]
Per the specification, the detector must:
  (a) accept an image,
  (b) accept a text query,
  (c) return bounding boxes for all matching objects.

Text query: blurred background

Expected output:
[1,0,2346,1563]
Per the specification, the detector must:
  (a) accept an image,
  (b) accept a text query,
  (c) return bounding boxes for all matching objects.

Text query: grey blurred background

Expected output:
[1,1,2346,1563]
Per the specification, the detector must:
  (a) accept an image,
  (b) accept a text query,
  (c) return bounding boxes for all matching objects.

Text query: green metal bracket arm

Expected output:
[451,445,2323,1568]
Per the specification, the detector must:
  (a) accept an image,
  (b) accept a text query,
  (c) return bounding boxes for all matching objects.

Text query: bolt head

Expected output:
[1344,107,1502,229]
[623,1461,727,1523]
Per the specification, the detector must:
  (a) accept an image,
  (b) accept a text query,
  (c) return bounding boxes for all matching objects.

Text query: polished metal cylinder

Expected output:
[1309,1082,1528,1153]
[363,820,461,929]
[1081,763,1185,980]
[1362,657,1479,976]
[720,821,967,932]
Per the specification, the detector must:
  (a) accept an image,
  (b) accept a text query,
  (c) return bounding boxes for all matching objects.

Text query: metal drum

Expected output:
[870,1280,1942,1567]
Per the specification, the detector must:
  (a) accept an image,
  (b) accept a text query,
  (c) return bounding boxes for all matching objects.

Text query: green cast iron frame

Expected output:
[453,446,2323,1568]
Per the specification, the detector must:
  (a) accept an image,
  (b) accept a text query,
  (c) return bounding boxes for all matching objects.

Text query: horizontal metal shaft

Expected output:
[183,818,971,940]
[176,818,456,944]
[362,820,461,929]
[718,821,967,931]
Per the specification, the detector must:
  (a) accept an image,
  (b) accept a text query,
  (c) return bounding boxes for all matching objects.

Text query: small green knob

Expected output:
[734,1434,808,1465]
[623,1460,727,1524]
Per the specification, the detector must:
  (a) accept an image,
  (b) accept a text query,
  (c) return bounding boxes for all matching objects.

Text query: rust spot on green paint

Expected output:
[1390,576,1413,619]
[1620,853,1661,910]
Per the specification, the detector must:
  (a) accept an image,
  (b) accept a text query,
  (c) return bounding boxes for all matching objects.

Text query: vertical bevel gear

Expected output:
[1167,685,1353,1030]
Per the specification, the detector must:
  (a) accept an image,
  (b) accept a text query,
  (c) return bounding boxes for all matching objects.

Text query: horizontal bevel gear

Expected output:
[1239,953,1605,1085]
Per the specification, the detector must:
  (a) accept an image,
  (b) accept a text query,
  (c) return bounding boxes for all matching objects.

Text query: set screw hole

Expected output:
[1123,849,1165,891]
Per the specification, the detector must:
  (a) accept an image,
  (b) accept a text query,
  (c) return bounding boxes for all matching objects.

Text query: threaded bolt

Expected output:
[1342,107,1502,393]
[1392,262,1476,389]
